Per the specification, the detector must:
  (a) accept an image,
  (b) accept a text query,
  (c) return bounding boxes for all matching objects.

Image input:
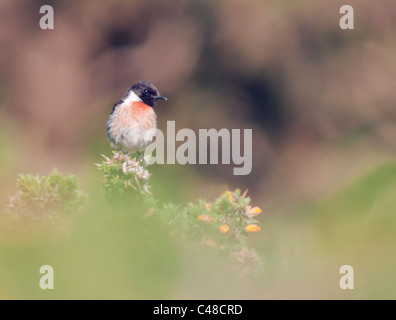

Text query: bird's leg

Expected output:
[136,151,148,165]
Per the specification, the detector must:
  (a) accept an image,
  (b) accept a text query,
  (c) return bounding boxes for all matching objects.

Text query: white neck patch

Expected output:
[124,90,142,103]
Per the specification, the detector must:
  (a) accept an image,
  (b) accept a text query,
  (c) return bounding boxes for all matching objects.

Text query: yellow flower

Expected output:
[245,224,261,233]
[246,206,262,216]
[198,214,215,223]
[224,191,233,203]
[219,224,230,234]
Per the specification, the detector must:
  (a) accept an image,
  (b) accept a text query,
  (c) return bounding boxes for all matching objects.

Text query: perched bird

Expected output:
[107,81,167,153]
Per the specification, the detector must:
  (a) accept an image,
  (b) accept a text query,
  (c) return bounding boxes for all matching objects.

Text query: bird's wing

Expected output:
[107,99,124,143]
[110,99,124,115]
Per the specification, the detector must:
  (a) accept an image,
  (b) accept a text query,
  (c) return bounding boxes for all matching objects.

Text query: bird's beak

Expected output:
[155,96,167,101]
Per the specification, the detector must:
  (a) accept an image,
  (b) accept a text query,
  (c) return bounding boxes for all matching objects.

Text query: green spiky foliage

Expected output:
[96,152,264,275]
[160,190,264,275]
[5,169,86,223]
[95,152,153,202]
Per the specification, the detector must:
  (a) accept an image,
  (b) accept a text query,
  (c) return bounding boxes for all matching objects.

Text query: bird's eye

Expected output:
[143,89,149,95]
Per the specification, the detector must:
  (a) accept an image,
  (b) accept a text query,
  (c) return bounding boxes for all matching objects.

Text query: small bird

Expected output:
[107,81,167,154]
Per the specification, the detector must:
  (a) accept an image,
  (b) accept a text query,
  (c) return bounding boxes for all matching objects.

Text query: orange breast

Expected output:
[110,101,156,134]
[127,101,156,130]
[129,101,152,115]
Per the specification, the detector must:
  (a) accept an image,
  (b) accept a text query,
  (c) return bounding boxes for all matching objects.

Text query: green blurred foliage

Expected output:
[96,152,265,276]
[257,163,396,299]
[0,199,180,299]
[4,169,85,224]
[0,161,396,299]
[161,189,265,276]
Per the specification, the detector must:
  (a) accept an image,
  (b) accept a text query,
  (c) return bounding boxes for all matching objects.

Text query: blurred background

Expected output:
[0,0,395,299]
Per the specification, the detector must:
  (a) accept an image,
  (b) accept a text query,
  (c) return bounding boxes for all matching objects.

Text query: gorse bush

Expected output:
[160,190,264,275]
[5,169,85,223]
[2,153,264,275]
[96,151,265,275]
[95,152,156,210]
[96,152,151,196]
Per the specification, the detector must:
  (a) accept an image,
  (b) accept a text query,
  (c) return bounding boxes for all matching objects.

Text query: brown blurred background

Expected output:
[0,0,396,209]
